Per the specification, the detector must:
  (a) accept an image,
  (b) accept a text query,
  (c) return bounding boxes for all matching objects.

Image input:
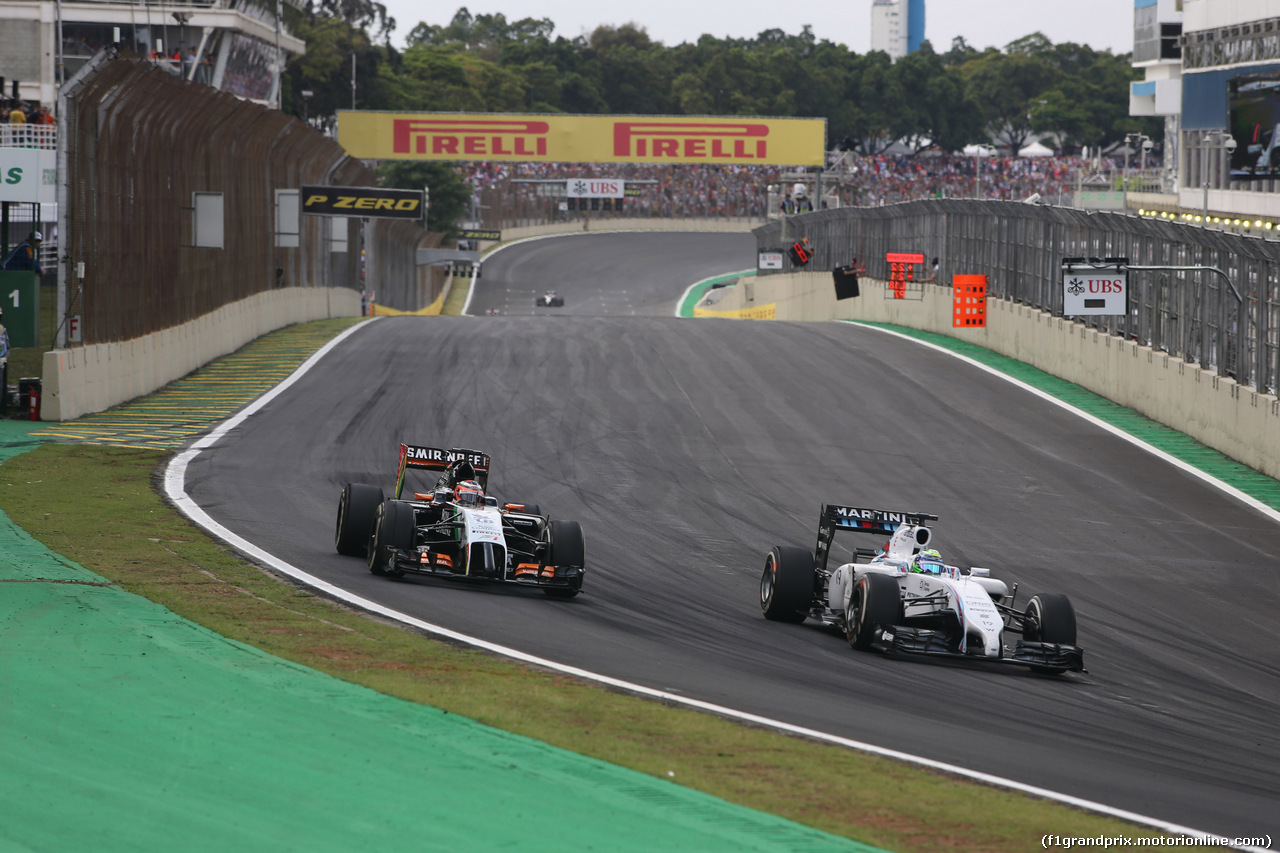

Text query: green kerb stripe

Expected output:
[31,318,367,449]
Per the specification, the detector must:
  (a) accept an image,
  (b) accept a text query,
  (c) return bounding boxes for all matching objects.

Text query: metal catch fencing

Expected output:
[756,200,1280,394]
[58,52,438,345]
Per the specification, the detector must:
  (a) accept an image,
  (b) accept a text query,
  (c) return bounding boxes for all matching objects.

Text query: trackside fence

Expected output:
[756,200,1280,394]
[59,52,441,345]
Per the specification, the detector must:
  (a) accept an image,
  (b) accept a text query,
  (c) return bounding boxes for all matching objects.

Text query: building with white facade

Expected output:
[1174,0,1280,220]
[0,0,305,111]
[870,0,923,61]
[1130,0,1182,188]
[871,0,907,60]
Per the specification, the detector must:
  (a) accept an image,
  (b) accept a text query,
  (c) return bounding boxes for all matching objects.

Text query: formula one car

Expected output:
[759,505,1084,673]
[334,444,586,597]
[534,290,564,307]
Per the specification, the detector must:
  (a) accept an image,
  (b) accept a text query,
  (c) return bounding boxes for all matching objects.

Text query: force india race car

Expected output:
[535,290,564,307]
[759,505,1085,673]
[334,444,586,598]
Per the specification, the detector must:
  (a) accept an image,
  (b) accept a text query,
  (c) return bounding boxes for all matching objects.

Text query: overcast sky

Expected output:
[378,0,1134,55]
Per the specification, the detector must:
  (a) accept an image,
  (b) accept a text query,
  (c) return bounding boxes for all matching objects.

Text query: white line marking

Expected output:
[159,294,1261,851]
[675,270,754,317]
[845,321,1280,526]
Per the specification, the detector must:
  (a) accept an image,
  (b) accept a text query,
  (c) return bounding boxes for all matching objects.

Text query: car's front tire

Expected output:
[760,546,814,623]
[368,500,415,578]
[1023,593,1077,645]
[544,519,585,598]
[847,573,901,650]
[335,483,384,556]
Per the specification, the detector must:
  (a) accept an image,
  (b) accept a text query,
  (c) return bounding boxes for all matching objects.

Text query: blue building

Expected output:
[907,0,926,54]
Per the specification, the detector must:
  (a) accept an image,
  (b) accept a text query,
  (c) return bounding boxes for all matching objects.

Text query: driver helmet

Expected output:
[912,549,945,574]
[454,480,484,507]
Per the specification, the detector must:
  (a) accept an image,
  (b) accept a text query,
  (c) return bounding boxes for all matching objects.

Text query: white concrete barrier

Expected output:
[700,271,1280,481]
[42,287,361,422]
[484,218,758,247]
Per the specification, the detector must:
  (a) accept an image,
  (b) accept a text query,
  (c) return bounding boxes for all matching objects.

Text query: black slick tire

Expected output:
[760,546,814,623]
[847,572,902,650]
[544,519,585,598]
[368,500,416,578]
[1023,593,1077,645]
[335,483,384,556]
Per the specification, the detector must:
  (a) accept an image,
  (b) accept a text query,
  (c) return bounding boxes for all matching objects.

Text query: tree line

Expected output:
[284,3,1158,231]
[287,4,1156,156]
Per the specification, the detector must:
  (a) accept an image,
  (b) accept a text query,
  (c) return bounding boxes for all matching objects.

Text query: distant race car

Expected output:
[334,444,586,597]
[759,504,1085,673]
[535,290,564,307]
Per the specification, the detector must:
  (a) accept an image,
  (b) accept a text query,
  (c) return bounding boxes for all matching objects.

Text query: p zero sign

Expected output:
[1062,258,1129,315]
[301,186,424,219]
[337,112,826,166]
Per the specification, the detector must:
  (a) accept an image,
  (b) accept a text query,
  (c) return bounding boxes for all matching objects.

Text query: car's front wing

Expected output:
[872,626,1085,674]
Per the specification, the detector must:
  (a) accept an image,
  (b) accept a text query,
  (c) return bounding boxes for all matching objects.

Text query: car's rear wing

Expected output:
[815,504,938,573]
[395,444,491,499]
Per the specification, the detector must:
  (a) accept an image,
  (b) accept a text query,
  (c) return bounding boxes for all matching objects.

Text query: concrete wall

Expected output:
[42,286,361,422]
[487,218,758,247]
[700,272,1280,481]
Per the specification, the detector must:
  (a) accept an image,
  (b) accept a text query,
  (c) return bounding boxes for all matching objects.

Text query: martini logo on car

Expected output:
[833,506,912,524]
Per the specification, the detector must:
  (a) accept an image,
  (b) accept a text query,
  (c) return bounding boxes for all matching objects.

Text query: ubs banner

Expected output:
[338,112,826,166]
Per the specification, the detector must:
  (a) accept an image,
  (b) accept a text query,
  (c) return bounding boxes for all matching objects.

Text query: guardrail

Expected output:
[757,200,1278,394]
[0,125,56,149]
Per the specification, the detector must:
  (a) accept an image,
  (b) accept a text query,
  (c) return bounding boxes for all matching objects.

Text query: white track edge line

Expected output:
[158,307,1260,850]
[844,321,1280,527]
[675,270,755,318]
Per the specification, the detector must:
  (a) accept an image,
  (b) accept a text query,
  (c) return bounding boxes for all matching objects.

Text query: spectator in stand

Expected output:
[3,231,44,275]
[7,102,29,145]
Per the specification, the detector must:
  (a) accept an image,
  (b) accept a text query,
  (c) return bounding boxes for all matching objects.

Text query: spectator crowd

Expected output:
[455,152,1117,228]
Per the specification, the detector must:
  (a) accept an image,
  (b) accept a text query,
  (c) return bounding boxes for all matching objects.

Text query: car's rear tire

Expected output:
[511,503,541,516]
[544,519,585,598]
[1023,593,1077,644]
[847,573,902,650]
[335,483,384,556]
[368,500,416,578]
[760,546,814,623]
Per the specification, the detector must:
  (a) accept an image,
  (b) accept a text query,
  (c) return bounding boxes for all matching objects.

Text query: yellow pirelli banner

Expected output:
[338,112,826,166]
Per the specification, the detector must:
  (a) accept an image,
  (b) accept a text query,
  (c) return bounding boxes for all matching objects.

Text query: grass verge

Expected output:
[1,445,1207,852]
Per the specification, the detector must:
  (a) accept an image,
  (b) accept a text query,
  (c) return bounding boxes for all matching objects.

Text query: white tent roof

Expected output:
[1018,141,1055,158]
[962,144,996,157]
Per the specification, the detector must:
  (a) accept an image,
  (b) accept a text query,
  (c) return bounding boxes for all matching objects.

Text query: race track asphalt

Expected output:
[181,230,1280,840]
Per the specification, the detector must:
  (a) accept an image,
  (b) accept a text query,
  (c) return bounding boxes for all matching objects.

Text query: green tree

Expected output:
[588,24,678,114]
[285,12,395,130]
[377,161,470,235]
[890,41,982,152]
[958,50,1057,151]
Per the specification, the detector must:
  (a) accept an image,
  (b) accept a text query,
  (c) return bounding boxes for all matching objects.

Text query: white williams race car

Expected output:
[759,505,1085,673]
[535,290,564,307]
[334,444,586,597]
